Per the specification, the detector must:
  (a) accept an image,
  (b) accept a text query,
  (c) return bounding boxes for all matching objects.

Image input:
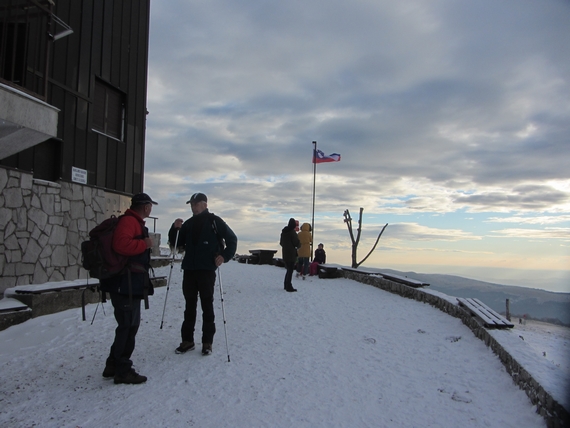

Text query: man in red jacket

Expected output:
[101,192,157,385]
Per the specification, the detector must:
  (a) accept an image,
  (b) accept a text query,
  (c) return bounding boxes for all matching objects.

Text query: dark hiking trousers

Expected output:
[181,270,216,344]
[298,257,310,275]
[284,261,295,290]
[107,292,141,376]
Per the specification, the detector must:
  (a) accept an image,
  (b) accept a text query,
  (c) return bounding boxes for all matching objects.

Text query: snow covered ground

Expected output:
[1,261,565,427]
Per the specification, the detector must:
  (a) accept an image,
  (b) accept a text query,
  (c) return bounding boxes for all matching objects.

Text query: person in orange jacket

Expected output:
[297,223,312,279]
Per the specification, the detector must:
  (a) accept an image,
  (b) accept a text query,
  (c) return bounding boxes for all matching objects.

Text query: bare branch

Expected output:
[344,207,388,268]
[343,209,355,244]
[356,223,388,267]
[354,207,363,247]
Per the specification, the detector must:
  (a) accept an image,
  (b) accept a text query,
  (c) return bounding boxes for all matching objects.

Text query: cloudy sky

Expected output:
[143,0,570,292]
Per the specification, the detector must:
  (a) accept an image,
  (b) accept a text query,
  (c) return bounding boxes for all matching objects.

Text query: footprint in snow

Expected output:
[451,391,472,403]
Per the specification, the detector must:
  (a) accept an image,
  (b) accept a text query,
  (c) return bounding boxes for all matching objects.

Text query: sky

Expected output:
[2,261,567,427]
[143,0,570,292]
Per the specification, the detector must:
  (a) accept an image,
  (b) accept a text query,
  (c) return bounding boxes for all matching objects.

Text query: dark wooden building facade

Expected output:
[0,0,151,195]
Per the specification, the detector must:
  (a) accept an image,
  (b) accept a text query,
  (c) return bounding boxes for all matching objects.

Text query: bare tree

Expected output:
[343,208,388,268]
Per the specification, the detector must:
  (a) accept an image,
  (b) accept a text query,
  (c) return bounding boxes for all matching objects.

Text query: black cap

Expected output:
[186,193,208,204]
[288,218,296,228]
[131,192,158,205]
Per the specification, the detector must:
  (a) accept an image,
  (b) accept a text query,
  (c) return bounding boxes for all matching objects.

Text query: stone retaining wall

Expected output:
[0,167,161,297]
[341,270,569,428]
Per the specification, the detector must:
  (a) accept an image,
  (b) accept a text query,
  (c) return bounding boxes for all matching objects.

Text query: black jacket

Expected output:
[171,209,238,271]
[280,226,300,264]
[314,248,326,264]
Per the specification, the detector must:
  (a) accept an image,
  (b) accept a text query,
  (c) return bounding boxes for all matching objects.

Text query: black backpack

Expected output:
[81,215,129,280]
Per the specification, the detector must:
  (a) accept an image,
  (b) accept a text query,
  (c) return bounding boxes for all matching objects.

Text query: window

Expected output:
[93,79,125,140]
[0,22,27,86]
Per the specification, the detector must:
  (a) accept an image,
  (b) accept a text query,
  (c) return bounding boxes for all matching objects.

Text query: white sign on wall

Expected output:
[72,166,87,184]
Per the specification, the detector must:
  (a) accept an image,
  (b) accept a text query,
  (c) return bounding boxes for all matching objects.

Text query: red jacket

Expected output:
[113,209,148,256]
[101,209,151,298]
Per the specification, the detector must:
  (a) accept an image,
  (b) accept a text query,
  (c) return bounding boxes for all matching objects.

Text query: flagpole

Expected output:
[311,141,317,261]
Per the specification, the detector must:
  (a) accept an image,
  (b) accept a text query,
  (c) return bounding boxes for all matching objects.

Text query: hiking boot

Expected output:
[102,358,131,378]
[202,343,212,355]
[114,369,147,385]
[175,341,195,354]
[102,364,115,378]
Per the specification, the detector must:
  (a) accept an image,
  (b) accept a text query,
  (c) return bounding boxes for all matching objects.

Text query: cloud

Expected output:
[486,215,570,225]
[491,228,570,240]
[453,184,570,212]
[384,223,481,242]
[144,0,570,275]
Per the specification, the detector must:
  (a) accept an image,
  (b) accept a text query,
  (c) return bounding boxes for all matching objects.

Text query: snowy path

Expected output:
[0,262,545,427]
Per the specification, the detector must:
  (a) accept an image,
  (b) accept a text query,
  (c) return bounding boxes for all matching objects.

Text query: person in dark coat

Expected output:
[314,243,326,264]
[310,243,326,276]
[280,218,301,292]
[168,220,185,258]
[100,192,157,385]
[169,192,237,356]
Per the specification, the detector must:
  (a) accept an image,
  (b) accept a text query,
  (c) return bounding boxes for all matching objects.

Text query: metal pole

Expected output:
[217,267,231,362]
[160,229,179,329]
[311,141,317,261]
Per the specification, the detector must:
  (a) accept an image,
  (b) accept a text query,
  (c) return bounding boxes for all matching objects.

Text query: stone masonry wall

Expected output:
[0,167,107,295]
[0,166,162,298]
[341,270,569,428]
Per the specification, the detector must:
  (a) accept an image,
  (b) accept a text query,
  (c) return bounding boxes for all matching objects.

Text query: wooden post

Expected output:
[506,299,511,321]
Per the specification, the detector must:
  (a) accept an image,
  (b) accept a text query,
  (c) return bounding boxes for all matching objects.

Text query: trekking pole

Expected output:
[160,229,179,329]
[217,267,231,362]
[91,301,100,325]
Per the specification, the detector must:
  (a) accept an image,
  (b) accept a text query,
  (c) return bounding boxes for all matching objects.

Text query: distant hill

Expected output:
[374,268,570,326]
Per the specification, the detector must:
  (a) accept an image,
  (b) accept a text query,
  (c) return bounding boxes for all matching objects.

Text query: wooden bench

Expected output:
[0,298,29,313]
[317,264,342,279]
[341,268,429,288]
[0,298,33,331]
[378,273,429,288]
[5,276,167,319]
[342,266,380,275]
[249,249,278,265]
[457,297,514,329]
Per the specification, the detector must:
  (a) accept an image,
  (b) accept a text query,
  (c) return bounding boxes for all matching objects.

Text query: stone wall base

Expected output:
[0,309,32,331]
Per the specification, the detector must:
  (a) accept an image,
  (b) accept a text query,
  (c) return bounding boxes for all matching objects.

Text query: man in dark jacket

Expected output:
[280,218,300,292]
[170,193,237,356]
[168,221,185,258]
[100,192,157,385]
